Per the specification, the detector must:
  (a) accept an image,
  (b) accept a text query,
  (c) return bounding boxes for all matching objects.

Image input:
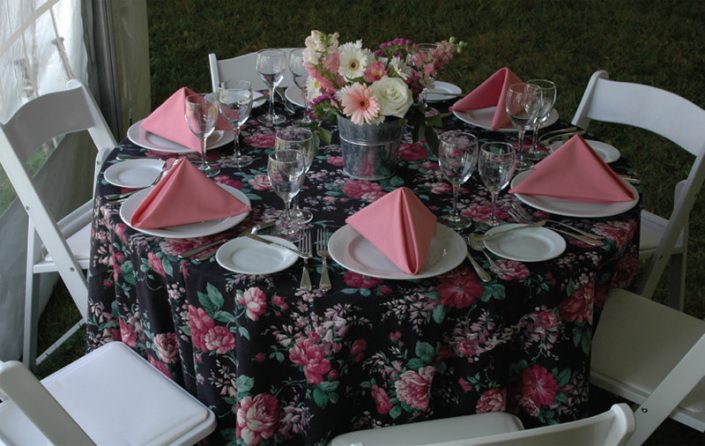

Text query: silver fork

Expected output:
[508,208,603,247]
[511,203,604,240]
[299,231,312,291]
[316,228,332,291]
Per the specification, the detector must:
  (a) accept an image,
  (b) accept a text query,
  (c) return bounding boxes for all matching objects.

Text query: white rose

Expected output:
[370,76,413,118]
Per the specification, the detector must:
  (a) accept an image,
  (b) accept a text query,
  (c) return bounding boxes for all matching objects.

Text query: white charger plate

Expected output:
[104,159,165,188]
[216,235,298,274]
[119,183,250,238]
[425,81,463,102]
[548,139,621,164]
[127,118,234,154]
[251,91,267,108]
[285,85,305,108]
[328,223,467,280]
[511,170,639,218]
[453,107,559,132]
[482,224,566,262]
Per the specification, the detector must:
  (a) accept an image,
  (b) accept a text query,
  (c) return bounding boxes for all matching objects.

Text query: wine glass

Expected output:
[275,126,316,224]
[478,141,516,226]
[289,49,311,125]
[505,82,541,170]
[267,149,306,238]
[184,93,220,177]
[437,130,479,229]
[526,79,557,161]
[256,48,287,126]
[217,80,254,168]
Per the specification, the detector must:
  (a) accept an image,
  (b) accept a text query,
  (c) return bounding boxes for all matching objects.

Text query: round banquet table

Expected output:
[87,100,640,445]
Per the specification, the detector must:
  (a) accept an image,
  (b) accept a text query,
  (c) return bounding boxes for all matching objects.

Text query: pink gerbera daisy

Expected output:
[337,83,380,125]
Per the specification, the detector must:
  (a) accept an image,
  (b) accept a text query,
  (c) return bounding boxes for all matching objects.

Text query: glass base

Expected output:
[294,116,312,126]
[198,161,220,177]
[229,154,254,168]
[258,111,286,126]
[274,217,302,239]
[290,207,314,224]
[440,214,472,230]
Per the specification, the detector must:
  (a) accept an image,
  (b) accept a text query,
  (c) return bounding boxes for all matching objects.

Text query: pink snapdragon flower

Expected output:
[363,60,387,83]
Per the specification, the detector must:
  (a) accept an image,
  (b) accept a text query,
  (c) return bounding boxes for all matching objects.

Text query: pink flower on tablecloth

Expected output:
[236,393,280,446]
[289,338,332,384]
[187,305,215,352]
[496,259,530,280]
[214,175,244,190]
[519,364,558,408]
[420,160,439,171]
[154,332,179,363]
[458,378,472,392]
[349,338,367,362]
[110,251,125,282]
[327,155,344,167]
[399,142,428,161]
[147,252,166,277]
[148,354,173,379]
[428,181,452,194]
[389,331,402,342]
[394,366,435,411]
[244,132,275,148]
[343,271,384,289]
[237,287,268,321]
[559,283,594,324]
[249,173,272,191]
[437,268,484,308]
[114,222,129,243]
[476,388,506,413]
[371,384,393,414]
[204,325,235,353]
[118,318,137,347]
[342,179,386,201]
[611,251,639,289]
[593,220,637,250]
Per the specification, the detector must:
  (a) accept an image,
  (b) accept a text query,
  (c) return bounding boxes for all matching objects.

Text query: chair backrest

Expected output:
[0,360,95,445]
[208,49,298,92]
[571,70,705,299]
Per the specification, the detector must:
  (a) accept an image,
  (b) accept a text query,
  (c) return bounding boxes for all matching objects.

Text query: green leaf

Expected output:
[319,380,339,392]
[214,311,238,324]
[206,283,224,309]
[432,304,446,323]
[238,326,250,340]
[161,257,174,277]
[415,342,435,363]
[313,387,330,408]
[389,405,402,419]
[236,375,254,394]
[407,358,425,371]
[556,368,572,386]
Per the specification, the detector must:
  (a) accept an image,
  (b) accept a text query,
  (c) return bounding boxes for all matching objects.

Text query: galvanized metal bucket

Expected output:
[337,114,403,180]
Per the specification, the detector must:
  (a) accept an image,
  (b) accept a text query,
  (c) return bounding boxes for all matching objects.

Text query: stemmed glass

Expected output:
[267,149,306,238]
[256,48,287,126]
[184,93,220,177]
[505,82,541,170]
[478,142,516,226]
[217,80,254,168]
[527,79,557,161]
[437,130,479,229]
[275,126,316,224]
[289,49,311,125]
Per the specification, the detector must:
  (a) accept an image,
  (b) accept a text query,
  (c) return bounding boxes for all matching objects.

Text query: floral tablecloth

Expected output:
[87,105,639,446]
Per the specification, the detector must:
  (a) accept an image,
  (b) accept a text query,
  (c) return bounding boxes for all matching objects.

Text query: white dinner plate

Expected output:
[285,85,305,108]
[119,183,251,238]
[328,223,467,280]
[453,107,559,132]
[104,159,165,188]
[216,235,298,275]
[425,81,463,102]
[127,118,234,154]
[252,91,266,108]
[482,224,566,262]
[548,139,621,164]
[510,170,639,218]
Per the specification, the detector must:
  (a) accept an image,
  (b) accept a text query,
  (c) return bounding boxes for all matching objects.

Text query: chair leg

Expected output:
[23,272,41,370]
[667,252,686,311]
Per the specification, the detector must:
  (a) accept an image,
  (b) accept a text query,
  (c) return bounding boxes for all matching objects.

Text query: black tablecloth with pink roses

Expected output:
[87,107,640,446]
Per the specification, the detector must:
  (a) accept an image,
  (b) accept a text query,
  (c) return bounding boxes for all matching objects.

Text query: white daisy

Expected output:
[338,40,368,80]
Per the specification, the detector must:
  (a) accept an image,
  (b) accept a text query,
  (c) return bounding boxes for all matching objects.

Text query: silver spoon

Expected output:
[467,234,504,278]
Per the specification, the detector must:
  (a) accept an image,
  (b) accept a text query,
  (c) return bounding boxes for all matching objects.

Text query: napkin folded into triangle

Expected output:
[140,86,230,152]
[450,67,523,130]
[346,187,437,274]
[130,158,250,229]
[509,135,636,203]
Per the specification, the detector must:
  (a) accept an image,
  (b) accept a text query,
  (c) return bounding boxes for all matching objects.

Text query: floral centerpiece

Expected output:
[302,31,465,169]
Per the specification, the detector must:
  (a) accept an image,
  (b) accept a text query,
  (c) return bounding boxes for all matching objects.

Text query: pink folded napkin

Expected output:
[130,158,250,229]
[450,67,523,130]
[140,87,230,152]
[509,135,636,203]
[346,187,437,274]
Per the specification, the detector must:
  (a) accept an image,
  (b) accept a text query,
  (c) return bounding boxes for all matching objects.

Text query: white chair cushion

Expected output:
[0,400,51,445]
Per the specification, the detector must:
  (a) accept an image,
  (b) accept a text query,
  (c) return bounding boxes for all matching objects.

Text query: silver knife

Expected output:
[245,234,311,259]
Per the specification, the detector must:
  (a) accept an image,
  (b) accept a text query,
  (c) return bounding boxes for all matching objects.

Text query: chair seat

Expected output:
[329,412,524,446]
[639,205,684,255]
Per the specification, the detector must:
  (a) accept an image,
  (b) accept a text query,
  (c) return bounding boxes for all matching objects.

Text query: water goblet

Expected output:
[505,82,541,170]
[217,80,254,168]
[289,49,311,125]
[267,149,305,238]
[256,48,286,126]
[275,126,316,224]
[478,141,516,226]
[184,93,220,177]
[437,130,479,229]
[526,79,557,161]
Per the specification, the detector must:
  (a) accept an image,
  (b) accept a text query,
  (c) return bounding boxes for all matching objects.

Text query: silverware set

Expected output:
[298,228,332,292]
[179,221,276,260]
[508,203,604,246]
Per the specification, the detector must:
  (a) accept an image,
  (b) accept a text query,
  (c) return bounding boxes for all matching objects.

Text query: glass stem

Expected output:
[451,181,460,219]
[517,128,526,165]
[201,136,208,168]
[233,127,241,158]
[530,122,540,153]
[268,86,276,120]
[490,191,498,225]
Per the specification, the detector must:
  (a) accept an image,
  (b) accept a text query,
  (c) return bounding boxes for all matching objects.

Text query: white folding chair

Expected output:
[329,403,634,446]
[571,70,705,309]
[208,48,297,92]
[592,288,705,446]
[0,79,117,369]
[0,341,216,445]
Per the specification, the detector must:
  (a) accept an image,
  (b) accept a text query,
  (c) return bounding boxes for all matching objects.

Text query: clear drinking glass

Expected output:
[267,149,305,238]
[184,93,220,177]
[289,49,311,125]
[478,141,517,226]
[526,79,557,161]
[217,80,254,168]
[275,126,316,224]
[505,82,541,170]
[437,130,479,229]
[256,48,287,126]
